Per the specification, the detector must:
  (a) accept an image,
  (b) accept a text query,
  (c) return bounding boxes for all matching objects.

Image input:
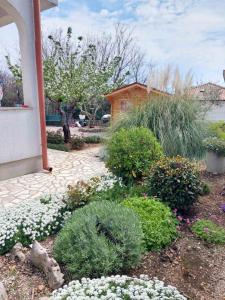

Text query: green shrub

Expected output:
[111,95,208,159]
[209,121,225,140]
[149,156,201,212]
[47,143,69,152]
[70,135,85,150]
[123,197,177,251]
[106,127,163,183]
[192,219,225,244]
[83,135,103,144]
[47,130,64,144]
[203,137,225,156]
[199,181,211,196]
[53,201,144,279]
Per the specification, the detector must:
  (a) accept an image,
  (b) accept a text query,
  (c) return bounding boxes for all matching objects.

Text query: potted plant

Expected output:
[204,137,225,173]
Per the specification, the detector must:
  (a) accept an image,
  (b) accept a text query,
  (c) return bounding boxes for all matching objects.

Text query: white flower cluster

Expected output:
[0,195,70,254]
[95,174,123,192]
[51,275,187,300]
[67,174,122,201]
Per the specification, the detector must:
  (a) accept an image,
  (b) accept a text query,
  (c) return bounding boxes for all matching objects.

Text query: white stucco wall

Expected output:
[205,103,225,121]
[0,108,41,164]
[0,0,42,173]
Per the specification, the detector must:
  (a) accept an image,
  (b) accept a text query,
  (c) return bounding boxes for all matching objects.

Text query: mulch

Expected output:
[130,172,225,300]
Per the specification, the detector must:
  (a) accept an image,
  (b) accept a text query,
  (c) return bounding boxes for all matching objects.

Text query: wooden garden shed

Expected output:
[105,82,169,120]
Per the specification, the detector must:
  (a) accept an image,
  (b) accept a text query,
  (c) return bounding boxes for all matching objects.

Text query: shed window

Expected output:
[120,100,129,112]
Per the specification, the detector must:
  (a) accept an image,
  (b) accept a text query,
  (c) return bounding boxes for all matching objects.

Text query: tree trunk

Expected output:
[63,124,70,143]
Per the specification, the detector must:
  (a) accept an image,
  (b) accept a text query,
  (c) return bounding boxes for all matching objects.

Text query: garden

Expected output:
[46,129,104,152]
[1,93,225,300]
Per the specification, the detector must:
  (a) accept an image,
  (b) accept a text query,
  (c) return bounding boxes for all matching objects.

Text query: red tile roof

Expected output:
[105,82,171,98]
[190,82,225,101]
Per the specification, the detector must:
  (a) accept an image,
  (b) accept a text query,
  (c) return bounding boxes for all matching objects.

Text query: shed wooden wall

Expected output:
[108,87,161,120]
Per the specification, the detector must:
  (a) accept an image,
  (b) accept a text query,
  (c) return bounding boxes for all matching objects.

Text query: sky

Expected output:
[0,0,225,85]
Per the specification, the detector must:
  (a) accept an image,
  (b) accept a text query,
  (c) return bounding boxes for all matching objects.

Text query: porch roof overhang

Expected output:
[0,0,58,27]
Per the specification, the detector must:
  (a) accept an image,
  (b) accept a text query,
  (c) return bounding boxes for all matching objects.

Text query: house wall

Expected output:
[0,108,42,180]
[204,102,225,121]
[0,0,42,180]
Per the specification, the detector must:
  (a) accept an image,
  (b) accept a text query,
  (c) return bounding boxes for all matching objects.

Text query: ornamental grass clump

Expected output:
[106,127,163,183]
[111,95,207,159]
[192,219,225,244]
[149,156,201,212]
[0,195,70,255]
[53,201,144,279]
[51,275,187,300]
[123,197,177,250]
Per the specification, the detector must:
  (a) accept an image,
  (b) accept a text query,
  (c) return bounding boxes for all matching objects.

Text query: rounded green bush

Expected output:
[149,156,201,212]
[53,201,144,279]
[123,197,177,251]
[106,127,163,182]
[192,219,225,244]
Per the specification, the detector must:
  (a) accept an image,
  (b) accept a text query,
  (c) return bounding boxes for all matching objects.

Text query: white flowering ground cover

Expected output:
[95,175,122,192]
[51,275,187,300]
[0,195,70,254]
[0,175,120,255]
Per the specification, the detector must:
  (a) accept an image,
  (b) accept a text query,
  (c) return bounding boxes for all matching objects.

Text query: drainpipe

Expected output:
[33,0,51,172]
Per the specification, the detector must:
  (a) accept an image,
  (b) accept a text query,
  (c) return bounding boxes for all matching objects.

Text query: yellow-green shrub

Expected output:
[209,121,225,140]
[123,197,177,251]
[106,127,163,183]
[192,219,225,244]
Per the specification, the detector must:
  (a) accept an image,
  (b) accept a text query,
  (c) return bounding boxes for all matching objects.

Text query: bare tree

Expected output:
[0,70,22,106]
[85,23,153,85]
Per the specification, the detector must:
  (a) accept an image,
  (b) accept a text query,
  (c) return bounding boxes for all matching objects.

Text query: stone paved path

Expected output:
[0,146,107,208]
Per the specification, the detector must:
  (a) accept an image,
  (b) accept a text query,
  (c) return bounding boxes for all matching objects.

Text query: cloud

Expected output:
[42,0,225,84]
[0,0,224,84]
[132,0,225,83]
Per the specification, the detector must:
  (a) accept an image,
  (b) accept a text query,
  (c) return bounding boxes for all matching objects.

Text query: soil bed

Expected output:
[130,172,225,300]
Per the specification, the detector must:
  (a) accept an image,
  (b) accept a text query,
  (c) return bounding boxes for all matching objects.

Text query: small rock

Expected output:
[11,243,26,262]
[0,282,8,300]
[30,241,64,289]
[38,285,45,292]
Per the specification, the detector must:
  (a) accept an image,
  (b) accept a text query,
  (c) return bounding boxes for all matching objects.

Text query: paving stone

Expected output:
[0,147,107,208]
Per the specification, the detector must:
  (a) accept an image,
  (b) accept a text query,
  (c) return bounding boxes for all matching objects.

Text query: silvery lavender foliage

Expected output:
[51,275,187,300]
[0,195,70,254]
